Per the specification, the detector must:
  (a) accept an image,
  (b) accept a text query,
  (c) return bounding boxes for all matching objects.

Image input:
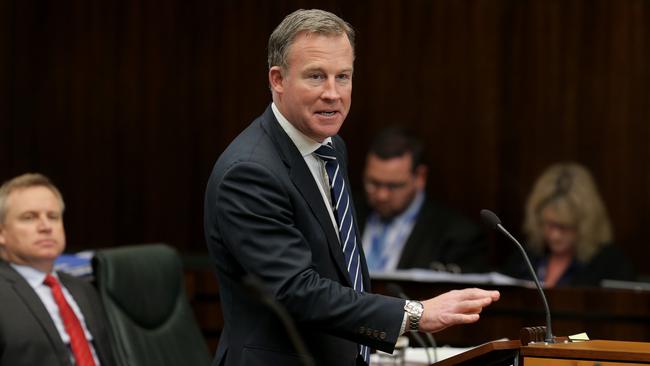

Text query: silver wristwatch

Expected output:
[404,300,424,331]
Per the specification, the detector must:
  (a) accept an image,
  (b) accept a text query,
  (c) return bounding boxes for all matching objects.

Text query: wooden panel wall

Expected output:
[2,0,649,274]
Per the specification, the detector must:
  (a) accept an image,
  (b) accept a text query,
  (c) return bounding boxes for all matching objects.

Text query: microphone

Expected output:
[480,209,555,343]
[386,283,437,363]
[242,274,315,366]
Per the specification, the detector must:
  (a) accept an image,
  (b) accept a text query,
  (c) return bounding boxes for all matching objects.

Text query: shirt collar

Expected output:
[402,189,426,222]
[10,263,56,288]
[271,102,332,156]
[371,189,426,226]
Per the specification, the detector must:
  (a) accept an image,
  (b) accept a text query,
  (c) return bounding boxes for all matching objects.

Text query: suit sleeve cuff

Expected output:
[399,300,408,335]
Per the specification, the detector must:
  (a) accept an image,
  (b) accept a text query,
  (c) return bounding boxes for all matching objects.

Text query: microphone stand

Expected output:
[243,275,316,366]
[423,333,438,363]
[495,224,554,343]
[480,209,555,343]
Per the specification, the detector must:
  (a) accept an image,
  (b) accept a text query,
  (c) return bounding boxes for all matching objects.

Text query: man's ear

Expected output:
[415,165,428,189]
[269,66,285,94]
[0,226,5,246]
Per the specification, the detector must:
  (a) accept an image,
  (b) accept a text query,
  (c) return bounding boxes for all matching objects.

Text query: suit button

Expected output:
[380,332,387,340]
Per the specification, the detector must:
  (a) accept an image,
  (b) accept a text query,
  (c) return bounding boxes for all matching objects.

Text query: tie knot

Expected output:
[314,143,337,161]
[43,273,59,287]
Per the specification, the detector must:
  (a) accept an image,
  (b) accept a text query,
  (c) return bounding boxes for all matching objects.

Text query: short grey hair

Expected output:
[268,9,355,70]
[0,173,65,223]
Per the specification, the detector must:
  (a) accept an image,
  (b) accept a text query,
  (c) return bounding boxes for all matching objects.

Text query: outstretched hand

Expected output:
[418,288,500,333]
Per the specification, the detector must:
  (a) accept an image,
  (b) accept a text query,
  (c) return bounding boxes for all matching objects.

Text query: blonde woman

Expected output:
[504,162,635,287]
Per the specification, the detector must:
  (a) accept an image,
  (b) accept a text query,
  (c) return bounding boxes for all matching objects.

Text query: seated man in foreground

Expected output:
[0,173,115,366]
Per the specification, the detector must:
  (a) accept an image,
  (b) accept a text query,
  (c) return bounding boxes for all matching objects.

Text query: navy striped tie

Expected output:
[314,143,370,364]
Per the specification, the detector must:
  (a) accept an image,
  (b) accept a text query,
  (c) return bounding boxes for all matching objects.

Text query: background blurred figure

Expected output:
[357,127,487,273]
[0,173,115,366]
[504,162,636,287]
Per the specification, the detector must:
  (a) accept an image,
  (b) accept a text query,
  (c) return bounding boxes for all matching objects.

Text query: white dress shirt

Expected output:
[271,103,340,236]
[362,190,425,272]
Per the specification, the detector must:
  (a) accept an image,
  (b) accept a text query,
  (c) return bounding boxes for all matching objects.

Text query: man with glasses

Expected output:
[359,127,487,274]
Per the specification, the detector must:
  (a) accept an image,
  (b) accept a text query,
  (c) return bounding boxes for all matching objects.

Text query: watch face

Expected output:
[414,302,424,312]
[406,301,423,315]
[406,301,423,331]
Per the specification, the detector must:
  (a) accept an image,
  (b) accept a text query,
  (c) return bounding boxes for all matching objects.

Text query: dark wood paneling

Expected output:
[2,1,649,276]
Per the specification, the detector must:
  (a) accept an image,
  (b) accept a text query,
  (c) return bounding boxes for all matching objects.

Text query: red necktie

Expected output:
[44,274,97,366]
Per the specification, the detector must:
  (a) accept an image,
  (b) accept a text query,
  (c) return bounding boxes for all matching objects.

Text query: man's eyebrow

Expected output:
[302,66,324,73]
[302,66,354,73]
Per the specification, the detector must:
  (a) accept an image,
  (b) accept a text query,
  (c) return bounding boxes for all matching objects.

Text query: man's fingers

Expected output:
[456,298,492,314]
[458,313,480,324]
[455,288,500,301]
[419,288,500,333]
[442,313,480,326]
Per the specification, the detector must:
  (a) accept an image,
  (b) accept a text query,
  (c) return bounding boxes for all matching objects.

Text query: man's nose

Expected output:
[37,216,53,231]
[375,186,391,200]
[321,77,341,100]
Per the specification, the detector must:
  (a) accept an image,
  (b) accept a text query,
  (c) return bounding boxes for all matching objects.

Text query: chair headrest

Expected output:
[94,244,183,328]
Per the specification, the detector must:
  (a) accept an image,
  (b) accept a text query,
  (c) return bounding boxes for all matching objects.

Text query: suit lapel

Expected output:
[60,273,109,364]
[59,274,97,337]
[0,261,71,365]
[397,221,423,269]
[397,201,440,269]
[260,106,352,287]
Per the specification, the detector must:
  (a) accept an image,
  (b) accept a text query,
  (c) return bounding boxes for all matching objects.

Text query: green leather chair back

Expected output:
[93,244,211,366]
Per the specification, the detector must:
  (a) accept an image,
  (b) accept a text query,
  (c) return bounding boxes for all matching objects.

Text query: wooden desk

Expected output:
[371,278,650,347]
[433,339,521,366]
[521,340,650,365]
[434,339,650,366]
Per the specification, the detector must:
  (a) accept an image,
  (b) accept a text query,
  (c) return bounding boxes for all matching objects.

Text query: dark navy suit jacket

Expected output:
[0,260,116,366]
[204,105,404,366]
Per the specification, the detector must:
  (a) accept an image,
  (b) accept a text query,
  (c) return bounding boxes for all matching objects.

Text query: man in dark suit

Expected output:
[0,173,115,366]
[359,127,488,273]
[204,9,499,366]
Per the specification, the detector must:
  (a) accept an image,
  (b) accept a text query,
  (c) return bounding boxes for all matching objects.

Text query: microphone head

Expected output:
[386,283,406,299]
[480,209,502,229]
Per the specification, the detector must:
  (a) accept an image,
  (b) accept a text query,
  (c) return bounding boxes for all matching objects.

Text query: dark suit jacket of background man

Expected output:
[357,200,488,273]
[0,260,116,366]
[204,105,405,366]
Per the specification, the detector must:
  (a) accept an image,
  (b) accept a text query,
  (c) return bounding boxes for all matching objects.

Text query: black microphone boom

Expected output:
[480,209,555,343]
[243,274,315,366]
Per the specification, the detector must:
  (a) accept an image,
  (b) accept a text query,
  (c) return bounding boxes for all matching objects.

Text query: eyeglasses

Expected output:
[364,179,409,192]
[542,220,577,233]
